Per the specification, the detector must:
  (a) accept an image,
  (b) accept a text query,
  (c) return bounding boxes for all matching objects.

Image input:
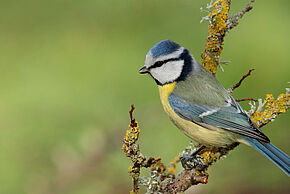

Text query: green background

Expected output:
[0,0,289,193]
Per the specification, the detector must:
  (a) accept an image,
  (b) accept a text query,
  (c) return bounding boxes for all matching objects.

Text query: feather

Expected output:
[245,137,290,176]
[169,63,270,143]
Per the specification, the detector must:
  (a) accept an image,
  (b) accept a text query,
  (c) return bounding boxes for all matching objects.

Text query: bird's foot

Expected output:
[180,154,205,170]
[180,145,206,170]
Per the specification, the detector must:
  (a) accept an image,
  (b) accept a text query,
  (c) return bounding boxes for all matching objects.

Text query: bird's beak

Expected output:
[138,66,149,74]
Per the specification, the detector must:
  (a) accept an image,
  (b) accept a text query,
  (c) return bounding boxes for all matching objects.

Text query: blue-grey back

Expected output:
[173,64,228,107]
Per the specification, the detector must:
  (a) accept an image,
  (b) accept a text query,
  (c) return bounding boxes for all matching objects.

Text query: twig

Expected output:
[230,68,254,92]
[226,0,255,31]
[236,98,257,102]
[129,104,137,127]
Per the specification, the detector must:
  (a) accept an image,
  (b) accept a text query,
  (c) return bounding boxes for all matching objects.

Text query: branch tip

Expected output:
[231,68,254,92]
[226,0,255,31]
[129,104,137,127]
[236,98,257,102]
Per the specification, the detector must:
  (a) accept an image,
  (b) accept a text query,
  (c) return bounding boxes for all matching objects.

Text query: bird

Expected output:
[138,40,290,176]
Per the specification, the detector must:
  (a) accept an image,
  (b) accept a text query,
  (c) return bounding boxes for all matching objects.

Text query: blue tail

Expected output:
[245,138,290,176]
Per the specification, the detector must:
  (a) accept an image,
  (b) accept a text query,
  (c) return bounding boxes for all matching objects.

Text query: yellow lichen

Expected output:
[122,109,167,193]
[122,118,144,194]
[251,93,290,127]
[150,157,166,176]
[168,155,180,176]
[198,146,222,167]
[122,121,141,157]
[201,0,231,74]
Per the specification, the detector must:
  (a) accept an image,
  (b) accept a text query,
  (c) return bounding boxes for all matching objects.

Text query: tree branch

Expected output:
[251,93,290,128]
[161,143,239,193]
[122,105,166,193]
[201,0,231,75]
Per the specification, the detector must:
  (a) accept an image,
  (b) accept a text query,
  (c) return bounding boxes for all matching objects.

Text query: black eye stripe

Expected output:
[149,58,181,70]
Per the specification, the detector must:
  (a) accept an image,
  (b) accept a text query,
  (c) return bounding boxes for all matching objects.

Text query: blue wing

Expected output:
[168,93,269,143]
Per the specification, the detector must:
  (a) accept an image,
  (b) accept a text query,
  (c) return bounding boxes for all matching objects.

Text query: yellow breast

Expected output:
[158,82,237,147]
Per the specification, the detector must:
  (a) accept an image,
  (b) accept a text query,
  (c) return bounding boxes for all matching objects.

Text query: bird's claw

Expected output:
[180,154,205,170]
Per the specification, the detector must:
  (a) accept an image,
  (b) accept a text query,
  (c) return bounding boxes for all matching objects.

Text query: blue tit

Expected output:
[139,40,290,176]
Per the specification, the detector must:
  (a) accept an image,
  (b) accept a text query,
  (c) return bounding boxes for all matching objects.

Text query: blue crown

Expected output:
[150,40,181,57]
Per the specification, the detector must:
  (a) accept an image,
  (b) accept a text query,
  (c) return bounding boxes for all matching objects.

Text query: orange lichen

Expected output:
[201,0,231,74]
[200,176,209,184]
[251,93,290,127]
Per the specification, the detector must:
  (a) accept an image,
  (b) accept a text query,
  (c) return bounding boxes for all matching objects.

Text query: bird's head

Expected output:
[139,40,195,85]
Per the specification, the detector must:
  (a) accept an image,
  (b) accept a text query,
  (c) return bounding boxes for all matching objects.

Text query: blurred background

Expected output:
[0,0,289,193]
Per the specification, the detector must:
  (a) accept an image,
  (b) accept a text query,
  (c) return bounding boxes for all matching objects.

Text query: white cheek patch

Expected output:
[150,60,184,84]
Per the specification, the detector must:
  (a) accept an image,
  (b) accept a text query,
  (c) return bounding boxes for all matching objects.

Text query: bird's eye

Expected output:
[151,61,164,69]
[150,58,180,70]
